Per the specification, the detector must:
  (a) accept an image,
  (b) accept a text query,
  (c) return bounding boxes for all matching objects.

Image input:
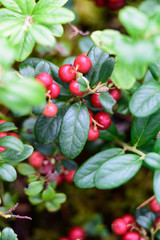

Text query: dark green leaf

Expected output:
[59,102,90,159]
[145,153,160,170]
[136,216,153,230]
[99,123,119,141]
[98,58,114,83]
[35,107,67,144]
[84,46,110,87]
[129,82,160,117]
[153,170,160,205]
[35,61,51,75]
[19,63,36,78]
[149,62,160,81]
[95,154,142,189]
[131,109,160,146]
[0,164,17,182]
[24,181,43,196]
[153,136,160,154]
[0,122,17,132]
[99,92,116,114]
[0,145,33,163]
[61,159,78,170]
[0,136,24,152]
[17,163,35,176]
[1,227,17,240]
[33,141,55,156]
[74,148,123,188]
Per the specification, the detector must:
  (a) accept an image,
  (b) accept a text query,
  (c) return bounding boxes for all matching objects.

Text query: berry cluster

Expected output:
[36,72,60,118]
[59,226,86,240]
[28,151,76,185]
[59,55,121,142]
[0,120,20,153]
[90,0,125,10]
[112,197,160,240]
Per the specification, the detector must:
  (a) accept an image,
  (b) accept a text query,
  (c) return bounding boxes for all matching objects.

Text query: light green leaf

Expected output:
[145,153,160,170]
[33,7,75,25]
[1,227,17,240]
[0,0,22,13]
[24,181,43,196]
[49,24,64,37]
[33,0,68,13]
[15,32,35,62]
[42,186,55,201]
[153,170,160,205]
[17,163,35,176]
[0,164,17,182]
[30,24,56,46]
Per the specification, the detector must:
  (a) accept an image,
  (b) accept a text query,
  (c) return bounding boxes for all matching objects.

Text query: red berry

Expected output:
[59,64,76,83]
[74,55,92,73]
[95,0,107,6]
[91,94,103,108]
[43,103,58,118]
[57,174,64,185]
[47,83,61,99]
[88,125,99,141]
[107,0,125,10]
[94,111,111,130]
[36,72,53,88]
[8,133,20,139]
[140,238,147,240]
[28,151,45,168]
[154,216,160,229]
[122,214,135,231]
[0,132,7,139]
[88,109,93,125]
[0,120,6,124]
[68,226,86,240]
[122,232,140,240]
[63,170,76,183]
[111,218,127,235]
[0,146,7,153]
[150,198,160,213]
[69,80,85,96]
[110,88,121,101]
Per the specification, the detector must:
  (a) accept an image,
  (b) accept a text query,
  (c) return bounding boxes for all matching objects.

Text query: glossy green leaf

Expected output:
[119,6,149,37]
[111,59,136,89]
[77,77,88,92]
[99,92,116,114]
[149,62,160,80]
[136,216,153,230]
[145,153,160,170]
[131,110,160,146]
[153,136,160,154]
[0,145,33,163]
[33,7,75,25]
[95,154,142,189]
[59,103,90,159]
[99,123,119,141]
[0,122,17,132]
[33,141,55,156]
[35,107,67,144]
[0,136,24,152]
[129,82,160,117]
[35,61,51,75]
[24,181,43,196]
[19,63,36,78]
[91,30,120,55]
[74,148,123,188]
[153,170,160,205]
[17,163,35,176]
[33,0,68,13]
[42,186,55,201]
[0,164,17,182]
[30,24,56,46]
[85,46,110,87]
[1,227,17,240]
[15,32,35,62]
[98,58,114,83]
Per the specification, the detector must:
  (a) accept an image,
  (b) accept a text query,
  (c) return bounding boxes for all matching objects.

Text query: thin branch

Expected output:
[68,23,90,38]
[136,195,155,210]
[10,215,32,220]
[5,203,19,215]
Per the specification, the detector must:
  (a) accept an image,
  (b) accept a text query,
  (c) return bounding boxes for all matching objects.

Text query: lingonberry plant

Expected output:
[1,0,160,239]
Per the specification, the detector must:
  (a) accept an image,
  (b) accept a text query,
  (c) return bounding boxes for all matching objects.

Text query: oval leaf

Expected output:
[153,170,160,205]
[24,181,43,196]
[1,227,17,240]
[0,164,17,182]
[59,102,90,159]
[95,154,142,189]
[0,136,24,152]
